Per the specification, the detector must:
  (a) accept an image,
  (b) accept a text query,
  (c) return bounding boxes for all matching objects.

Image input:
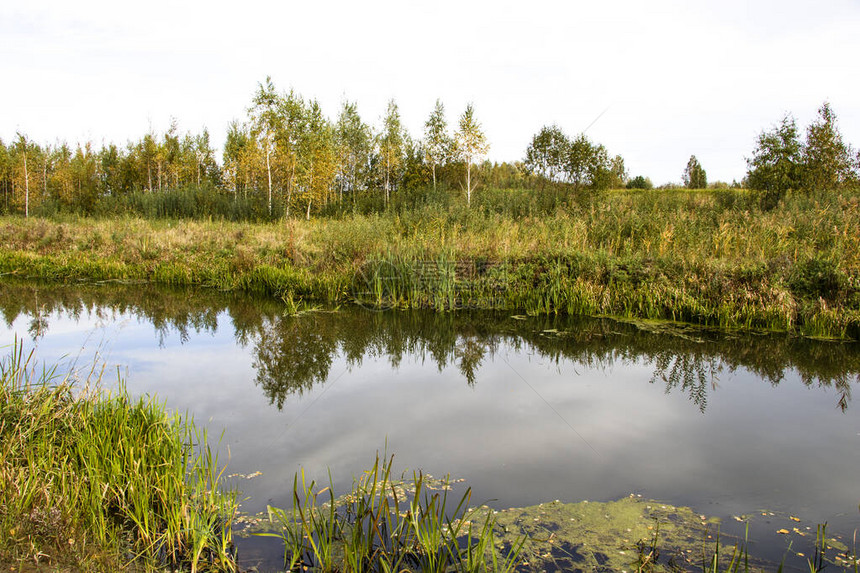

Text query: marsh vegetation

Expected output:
[0,341,238,571]
[2,186,858,339]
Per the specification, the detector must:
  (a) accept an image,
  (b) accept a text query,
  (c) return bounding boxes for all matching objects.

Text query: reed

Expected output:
[1,187,857,338]
[259,454,524,572]
[0,340,238,572]
[700,526,753,573]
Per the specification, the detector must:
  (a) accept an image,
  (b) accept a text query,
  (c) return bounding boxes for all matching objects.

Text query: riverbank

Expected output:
[0,344,238,572]
[1,188,858,339]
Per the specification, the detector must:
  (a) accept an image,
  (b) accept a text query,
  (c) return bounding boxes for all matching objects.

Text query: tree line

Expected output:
[0,79,509,219]
[0,121,221,217]
[2,86,858,220]
[746,102,859,205]
[523,125,627,191]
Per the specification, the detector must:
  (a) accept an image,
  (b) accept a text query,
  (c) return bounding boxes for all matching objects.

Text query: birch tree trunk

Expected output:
[266,141,273,217]
[23,152,29,218]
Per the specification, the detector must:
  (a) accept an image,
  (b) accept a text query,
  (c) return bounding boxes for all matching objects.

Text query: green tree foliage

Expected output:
[627,175,653,190]
[568,134,614,191]
[524,125,619,192]
[246,79,309,217]
[802,102,857,191]
[26,78,850,220]
[524,125,567,182]
[69,143,99,211]
[378,99,405,207]
[423,99,452,192]
[683,155,707,189]
[14,133,34,217]
[402,136,432,193]
[296,100,337,219]
[98,143,122,196]
[0,139,9,211]
[273,90,307,216]
[223,120,257,199]
[335,100,372,205]
[746,114,804,199]
[454,103,489,206]
[476,161,535,190]
[745,103,860,200]
[609,155,627,188]
[250,77,281,216]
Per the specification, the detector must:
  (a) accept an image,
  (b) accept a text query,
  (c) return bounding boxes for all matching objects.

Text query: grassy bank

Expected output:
[1,188,858,338]
[0,343,238,572]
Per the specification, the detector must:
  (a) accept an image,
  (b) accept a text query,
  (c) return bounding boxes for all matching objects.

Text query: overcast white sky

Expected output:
[2,0,859,185]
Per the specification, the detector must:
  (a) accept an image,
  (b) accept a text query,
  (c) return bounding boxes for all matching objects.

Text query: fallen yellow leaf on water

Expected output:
[777,529,790,535]
[790,516,801,522]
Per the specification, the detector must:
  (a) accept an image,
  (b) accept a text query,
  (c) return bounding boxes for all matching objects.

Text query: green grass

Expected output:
[258,454,524,573]
[0,341,238,572]
[1,187,858,339]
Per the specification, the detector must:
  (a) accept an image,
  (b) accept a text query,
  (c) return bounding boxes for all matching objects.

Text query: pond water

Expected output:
[1,278,859,571]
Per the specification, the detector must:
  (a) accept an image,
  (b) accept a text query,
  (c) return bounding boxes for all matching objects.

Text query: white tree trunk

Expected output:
[385,154,390,206]
[266,143,273,217]
[23,153,29,218]
[466,156,471,207]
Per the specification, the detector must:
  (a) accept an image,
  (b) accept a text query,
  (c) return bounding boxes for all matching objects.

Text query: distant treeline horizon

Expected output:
[2,79,858,219]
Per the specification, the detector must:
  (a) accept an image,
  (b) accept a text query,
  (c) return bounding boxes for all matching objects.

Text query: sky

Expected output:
[2,0,859,185]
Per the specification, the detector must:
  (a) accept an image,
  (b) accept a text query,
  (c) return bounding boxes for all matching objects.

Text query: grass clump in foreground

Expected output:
[255,454,524,573]
[0,342,238,572]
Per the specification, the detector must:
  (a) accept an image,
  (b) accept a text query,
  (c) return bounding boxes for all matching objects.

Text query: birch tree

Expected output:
[15,133,31,217]
[524,125,567,182]
[224,121,253,198]
[454,104,488,207]
[335,100,372,206]
[274,90,306,217]
[297,100,336,219]
[0,139,9,211]
[683,155,707,189]
[423,99,451,192]
[251,77,281,216]
[378,99,404,207]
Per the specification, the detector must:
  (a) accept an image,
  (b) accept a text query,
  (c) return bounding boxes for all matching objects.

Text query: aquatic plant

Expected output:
[0,340,238,572]
[258,454,524,572]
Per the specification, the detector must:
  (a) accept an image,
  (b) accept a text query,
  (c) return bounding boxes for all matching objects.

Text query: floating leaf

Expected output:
[777,528,790,534]
[790,516,801,522]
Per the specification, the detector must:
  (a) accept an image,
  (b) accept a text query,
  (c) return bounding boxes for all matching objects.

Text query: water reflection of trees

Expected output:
[0,279,233,347]
[1,278,858,413]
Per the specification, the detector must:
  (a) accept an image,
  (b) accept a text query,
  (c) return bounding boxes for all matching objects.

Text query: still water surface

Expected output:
[2,279,859,570]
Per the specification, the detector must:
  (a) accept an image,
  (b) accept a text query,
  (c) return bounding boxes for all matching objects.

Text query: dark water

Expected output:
[2,278,859,570]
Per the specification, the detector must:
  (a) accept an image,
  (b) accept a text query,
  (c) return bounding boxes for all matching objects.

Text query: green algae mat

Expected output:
[475,497,727,572]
